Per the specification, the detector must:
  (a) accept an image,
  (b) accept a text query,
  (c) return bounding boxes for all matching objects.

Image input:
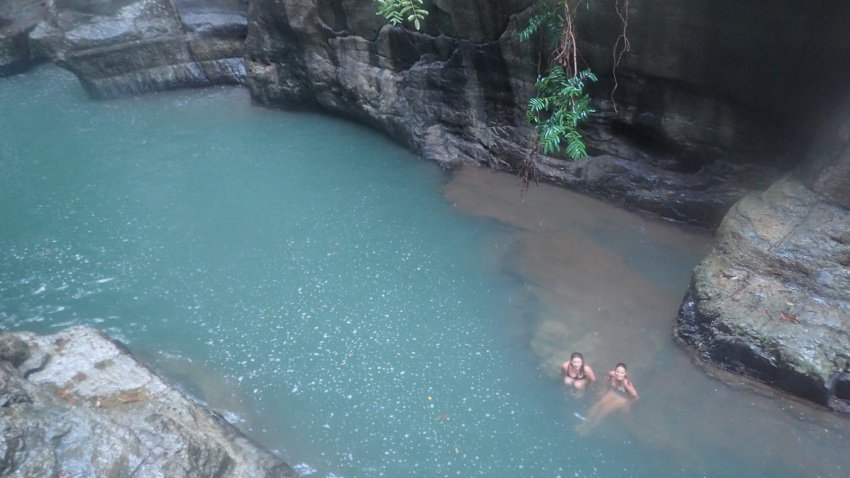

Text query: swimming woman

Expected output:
[560,352,596,391]
[575,362,638,434]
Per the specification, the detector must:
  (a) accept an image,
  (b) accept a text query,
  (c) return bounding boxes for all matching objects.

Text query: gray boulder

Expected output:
[0,326,298,477]
[676,178,850,413]
[28,0,249,97]
[0,0,47,76]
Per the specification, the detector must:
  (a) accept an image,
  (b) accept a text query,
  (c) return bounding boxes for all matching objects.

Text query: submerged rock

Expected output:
[675,178,850,413]
[0,326,298,477]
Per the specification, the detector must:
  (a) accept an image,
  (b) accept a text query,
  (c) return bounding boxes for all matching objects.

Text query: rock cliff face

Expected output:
[0,327,298,477]
[0,0,46,75]
[5,0,848,224]
[674,50,850,414]
[242,0,850,226]
[675,178,850,413]
[2,0,250,98]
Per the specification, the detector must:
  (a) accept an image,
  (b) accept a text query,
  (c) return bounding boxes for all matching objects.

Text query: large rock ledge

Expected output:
[0,326,298,477]
[0,0,249,98]
[675,178,850,413]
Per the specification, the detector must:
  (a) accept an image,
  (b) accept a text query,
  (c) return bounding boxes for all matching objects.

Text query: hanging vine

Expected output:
[611,0,631,112]
[370,0,630,190]
[517,0,630,190]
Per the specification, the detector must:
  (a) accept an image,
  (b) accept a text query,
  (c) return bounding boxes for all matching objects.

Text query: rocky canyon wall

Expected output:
[243,0,850,225]
[0,0,249,97]
[5,0,848,224]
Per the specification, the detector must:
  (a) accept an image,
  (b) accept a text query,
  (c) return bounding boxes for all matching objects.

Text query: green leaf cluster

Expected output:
[526,68,597,159]
[375,0,429,30]
[517,4,563,48]
[520,1,597,160]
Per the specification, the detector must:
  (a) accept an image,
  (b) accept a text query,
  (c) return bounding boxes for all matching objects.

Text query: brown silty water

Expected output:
[442,165,850,476]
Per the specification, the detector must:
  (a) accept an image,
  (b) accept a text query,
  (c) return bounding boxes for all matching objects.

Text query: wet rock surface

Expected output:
[676,178,850,413]
[0,0,47,76]
[243,0,850,226]
[0,326,298,477]
[12,0,249,97]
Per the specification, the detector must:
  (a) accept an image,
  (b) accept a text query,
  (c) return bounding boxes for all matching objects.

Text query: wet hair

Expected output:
[615,363,628,373]
[570,352,584,362]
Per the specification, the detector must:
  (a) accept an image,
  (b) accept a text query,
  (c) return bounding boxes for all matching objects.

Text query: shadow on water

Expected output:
[443,166,850,478]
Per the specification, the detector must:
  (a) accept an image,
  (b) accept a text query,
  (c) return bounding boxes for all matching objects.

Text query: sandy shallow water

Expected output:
[442,165,850,476]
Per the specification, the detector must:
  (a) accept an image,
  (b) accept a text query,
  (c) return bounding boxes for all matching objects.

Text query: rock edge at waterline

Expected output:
[0,326,298,478]
[0,0,249,98]
[675,178,850,414]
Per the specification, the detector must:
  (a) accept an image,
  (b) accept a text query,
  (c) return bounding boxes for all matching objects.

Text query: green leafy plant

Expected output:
[520,0,595,161]
[375,0,429,30]
[519,0,630,167]
[517,2,563,47]
[527,67,597,159]
[370,0,629,174]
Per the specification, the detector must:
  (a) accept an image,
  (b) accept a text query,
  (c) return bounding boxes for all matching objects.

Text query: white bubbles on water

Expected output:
[1,72,650,478]
[292,463,317,475]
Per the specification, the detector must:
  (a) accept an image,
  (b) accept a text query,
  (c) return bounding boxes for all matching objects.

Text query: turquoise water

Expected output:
[1,66,848,477]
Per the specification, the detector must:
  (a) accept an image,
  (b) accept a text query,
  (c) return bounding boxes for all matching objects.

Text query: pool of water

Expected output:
[1,66,847,477]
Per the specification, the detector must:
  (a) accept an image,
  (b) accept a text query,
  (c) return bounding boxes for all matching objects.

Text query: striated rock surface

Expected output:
[25,0,249,97]
[5,0,848,225]
[0,326,298,477]
[675,178,850,413]
[243,0,850,226]
[0,0,47,76]
[676,67,850,412]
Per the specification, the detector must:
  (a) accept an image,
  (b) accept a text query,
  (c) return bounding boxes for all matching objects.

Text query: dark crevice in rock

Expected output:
[608,120,702,173]
[833,373,850,401]
[828,369,850,415]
